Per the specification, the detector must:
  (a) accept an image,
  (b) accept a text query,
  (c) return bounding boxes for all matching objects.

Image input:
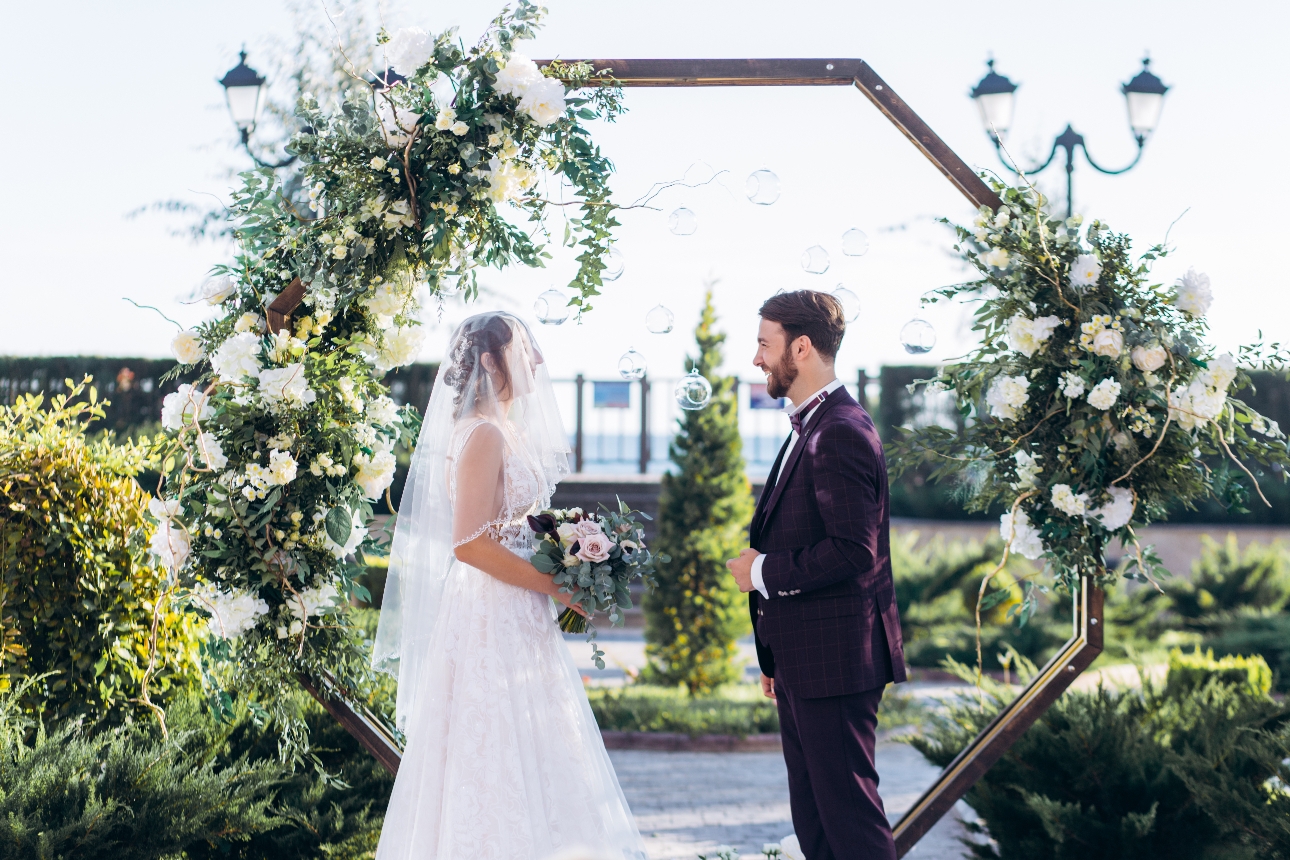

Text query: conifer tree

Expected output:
[643,286,754,694]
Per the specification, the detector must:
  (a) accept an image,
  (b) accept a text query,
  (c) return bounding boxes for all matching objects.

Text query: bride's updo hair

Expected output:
[443,313,516,417]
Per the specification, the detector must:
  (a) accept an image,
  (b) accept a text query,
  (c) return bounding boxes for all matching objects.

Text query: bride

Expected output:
[371,311,647,860]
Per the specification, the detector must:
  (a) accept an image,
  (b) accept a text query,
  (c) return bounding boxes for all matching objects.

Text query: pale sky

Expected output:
[3,0,1287,388]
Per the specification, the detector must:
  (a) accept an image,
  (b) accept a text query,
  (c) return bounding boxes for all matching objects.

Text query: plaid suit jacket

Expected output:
[748,388,906,698]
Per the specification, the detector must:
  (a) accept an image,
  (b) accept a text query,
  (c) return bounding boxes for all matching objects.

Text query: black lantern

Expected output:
[218,49,296,169]
[1122,57,1169,142]
[969,59,1018,143]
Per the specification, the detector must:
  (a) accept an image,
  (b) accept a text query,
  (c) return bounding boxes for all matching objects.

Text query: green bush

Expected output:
[908,651,1290,859]
[643,287,754,694]
[1203,614,1290,693]
[0,379,197,726]
[1162,535,1290,630]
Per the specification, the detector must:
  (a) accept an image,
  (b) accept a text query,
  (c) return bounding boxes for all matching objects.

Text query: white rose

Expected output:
[366,395,401,426]
[450,120,469,136]
[1051,484,1088,517]
[1086,378,1121,410]
[1091,328,1124,358]
[160,384,214,431]
[353,449,397,500]
[1085,485,1134,531]
[999,508,1045,560]
[210,332,263,383]
[267,449,298,485]
[257,364,317,412]
[385,26,435,76]
[199,274,236,305]
[1011,450,1042,490]
[1006,314,1060,357]
[986,374,1029,421]
[1131,344,1168,372]
[982,248,1010,270]
[234,312,265,334]
[1069,254,1101,289]
[1060,372,1087,399]
[196,434,227,470]
[1173,267,1213,317]
[434,106,456,131]
[149,519,191,570]
[517,75,567,127]
[170,329,204,365]
[494,54,541,97]
[375,325,425,371]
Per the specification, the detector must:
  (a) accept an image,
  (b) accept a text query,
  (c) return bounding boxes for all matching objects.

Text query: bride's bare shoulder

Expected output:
[457,419,504,460]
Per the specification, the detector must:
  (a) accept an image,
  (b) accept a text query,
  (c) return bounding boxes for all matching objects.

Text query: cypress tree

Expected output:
[643,286,754,694]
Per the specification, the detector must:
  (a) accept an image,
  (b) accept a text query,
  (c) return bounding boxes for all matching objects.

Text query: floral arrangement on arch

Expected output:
[893,179,1290,618]
[145,2,624,747]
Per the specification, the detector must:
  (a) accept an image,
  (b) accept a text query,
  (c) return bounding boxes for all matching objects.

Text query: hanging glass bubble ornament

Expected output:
[801,245,830,275]
[900,317,937,354]
[841,227,870,256]
[645,304,675,335]
[603,246,625,281]
[745,169,780,205]
[617,348,647,381]
[668,207,697,235]
[534,288,571,325]
[674,369,713,411]
[831,286,861,322]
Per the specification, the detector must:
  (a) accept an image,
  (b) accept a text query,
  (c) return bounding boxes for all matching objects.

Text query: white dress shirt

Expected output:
[750,378,845,599]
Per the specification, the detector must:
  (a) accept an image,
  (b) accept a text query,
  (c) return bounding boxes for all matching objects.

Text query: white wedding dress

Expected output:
[375,416,647,860]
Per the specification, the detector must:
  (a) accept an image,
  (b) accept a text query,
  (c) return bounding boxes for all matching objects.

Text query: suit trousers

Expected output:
[775,682,896,860]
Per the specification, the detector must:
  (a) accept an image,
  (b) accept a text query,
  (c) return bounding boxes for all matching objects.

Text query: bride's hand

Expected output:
[553,589,588,617]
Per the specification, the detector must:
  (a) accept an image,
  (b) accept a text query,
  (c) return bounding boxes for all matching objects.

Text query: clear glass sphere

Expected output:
[745,169,780,205]
[801,245,830,275]
[645,304,674,335]
[618,348,647,381]
[832,285,861,322]
[674,369,713,411]
[602,247,625,281]
[436,276,462,298]
[669,207,697,235]
[533,288,571,326]
[900,317,937,354]
[841,227,870,256]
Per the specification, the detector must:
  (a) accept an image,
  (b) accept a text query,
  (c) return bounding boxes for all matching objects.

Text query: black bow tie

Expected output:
[789,388,832,436]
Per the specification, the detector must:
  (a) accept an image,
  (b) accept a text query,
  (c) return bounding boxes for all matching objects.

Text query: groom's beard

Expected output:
[764,347,798,400]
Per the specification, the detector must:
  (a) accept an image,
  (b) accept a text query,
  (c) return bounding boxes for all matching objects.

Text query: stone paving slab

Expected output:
[610,743,979,860]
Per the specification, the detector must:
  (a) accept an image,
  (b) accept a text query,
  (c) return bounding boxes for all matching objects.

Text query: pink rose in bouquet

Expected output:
[575,532,613,563]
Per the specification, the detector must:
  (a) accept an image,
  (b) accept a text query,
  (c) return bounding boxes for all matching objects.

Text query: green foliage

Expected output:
[1164,646,1272,699]
[1204,615,1290,693]
[1163,534,1290,625]
[892,533,1069,671]
[908,653,1290,859]
[0,379,197,726]
[644,287,754,694]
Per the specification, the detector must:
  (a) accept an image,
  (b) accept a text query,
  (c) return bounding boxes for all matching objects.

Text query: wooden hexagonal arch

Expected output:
[289,59,1103,858]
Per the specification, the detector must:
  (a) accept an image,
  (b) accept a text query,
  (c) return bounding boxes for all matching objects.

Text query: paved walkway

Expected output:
[611,743,978,859]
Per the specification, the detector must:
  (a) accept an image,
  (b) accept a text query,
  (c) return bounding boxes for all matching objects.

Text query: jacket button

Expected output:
[758,610,764,616]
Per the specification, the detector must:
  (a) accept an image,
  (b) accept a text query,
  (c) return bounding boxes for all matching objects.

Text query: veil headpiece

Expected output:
[371,311,570,727]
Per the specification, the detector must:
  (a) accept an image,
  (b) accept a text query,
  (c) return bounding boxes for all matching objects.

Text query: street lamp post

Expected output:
[970,57,1169,219]
[219,50,298,170]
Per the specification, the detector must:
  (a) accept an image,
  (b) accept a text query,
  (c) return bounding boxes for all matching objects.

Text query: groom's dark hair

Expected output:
[759,290,846,361]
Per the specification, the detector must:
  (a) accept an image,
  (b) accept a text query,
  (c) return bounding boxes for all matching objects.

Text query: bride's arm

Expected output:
[451,423,583,611]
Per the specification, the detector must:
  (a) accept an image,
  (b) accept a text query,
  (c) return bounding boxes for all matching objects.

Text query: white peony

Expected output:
[195,433,227,470]
[289,581,341,621]
[170,329,204,365]
[1069,254,1102,289]
[986,374,1030,421]
[494,54,542,98]
[353,449,397,500]
[1131,344,1168,372]
[1086,485,1135,531]
[1060,372,1087,399]
[982,247,1010,270]
[366,395,401,426]
[385,26,435,76]
[1006,314,1061,357]
[363,281,410,317]
[148,496,184,521]
[1051,484,1088,517]
[160,384,214,431]
[517,75,567,126]
[199,274,236,305]
[257,364,317,412]
[193,583,270,640]
[1169,353,1236,430]
[1086,378,1122,410]
[1011,450,1042,490]
[149,519,191,570]
[1091,328,1124,358]
[375,325,425,371]
[999,508,1045,560]
[482,157,537,205]
[210,332,263,382]
[267,449,298,485]
[1173,267,1213,317]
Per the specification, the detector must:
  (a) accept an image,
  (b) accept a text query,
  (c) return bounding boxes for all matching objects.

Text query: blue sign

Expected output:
[594,381,632,409]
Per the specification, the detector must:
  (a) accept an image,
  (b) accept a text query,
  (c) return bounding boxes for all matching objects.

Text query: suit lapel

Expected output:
[751,433,793,541]
[758,389,852,529]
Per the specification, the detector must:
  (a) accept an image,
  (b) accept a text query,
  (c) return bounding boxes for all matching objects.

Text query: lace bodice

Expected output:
[449,418,545,556]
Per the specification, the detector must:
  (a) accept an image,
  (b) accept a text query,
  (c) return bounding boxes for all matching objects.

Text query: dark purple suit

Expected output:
[749,387,905,860]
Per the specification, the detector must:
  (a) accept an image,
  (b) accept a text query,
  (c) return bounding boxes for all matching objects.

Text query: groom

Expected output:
[727,290,905,860]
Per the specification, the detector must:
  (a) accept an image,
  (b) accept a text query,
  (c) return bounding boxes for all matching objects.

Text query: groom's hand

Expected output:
[725,548,760,593]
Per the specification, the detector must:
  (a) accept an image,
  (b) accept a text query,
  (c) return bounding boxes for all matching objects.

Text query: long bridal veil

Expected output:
[371,311,570,728]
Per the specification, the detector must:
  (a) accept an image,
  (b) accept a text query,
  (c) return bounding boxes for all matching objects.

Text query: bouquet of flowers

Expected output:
[527,501,667,668]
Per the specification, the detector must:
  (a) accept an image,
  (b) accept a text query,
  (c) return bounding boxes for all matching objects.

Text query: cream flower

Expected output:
[1069,254,1102,289]
[385,26,434,75]
[195,434,227,470]
[374,325,425,371]
[150,519,191,570]
[450,120,469,136]
[1051,484,1088,517]
[257,364,317,412]
[1169,353,1236,430]
[193,583,269,640]
[1060,372,1087,399]
[1131,344,1168,372]
[363,281,411,317]
[494,54,542,98]
[199,274,236,305]
[982,248,1010,270]
[267,449,298,485]
[1086,378,1122,410]
[518,75,567,126]
[1006,314,1061,357]
[375,94,419,146]
[211,332,263,382]
[234,312,265,334]
[1173,267,1213,317]
[289,581,341,621]
[353,449,397,500]
[160,384,214,431]
[986,374,1029,421]
[1086,485,1134,531]
[434,106,457,131]
[170,329,204,365]
[323,510,368,558]
[1011,450,1042,490]
[999,508,1045,559]
[366,395,401,426]
[1091,328,1125,358]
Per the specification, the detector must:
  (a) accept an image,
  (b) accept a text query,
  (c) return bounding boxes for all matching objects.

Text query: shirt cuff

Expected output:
[750,553,769,599]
